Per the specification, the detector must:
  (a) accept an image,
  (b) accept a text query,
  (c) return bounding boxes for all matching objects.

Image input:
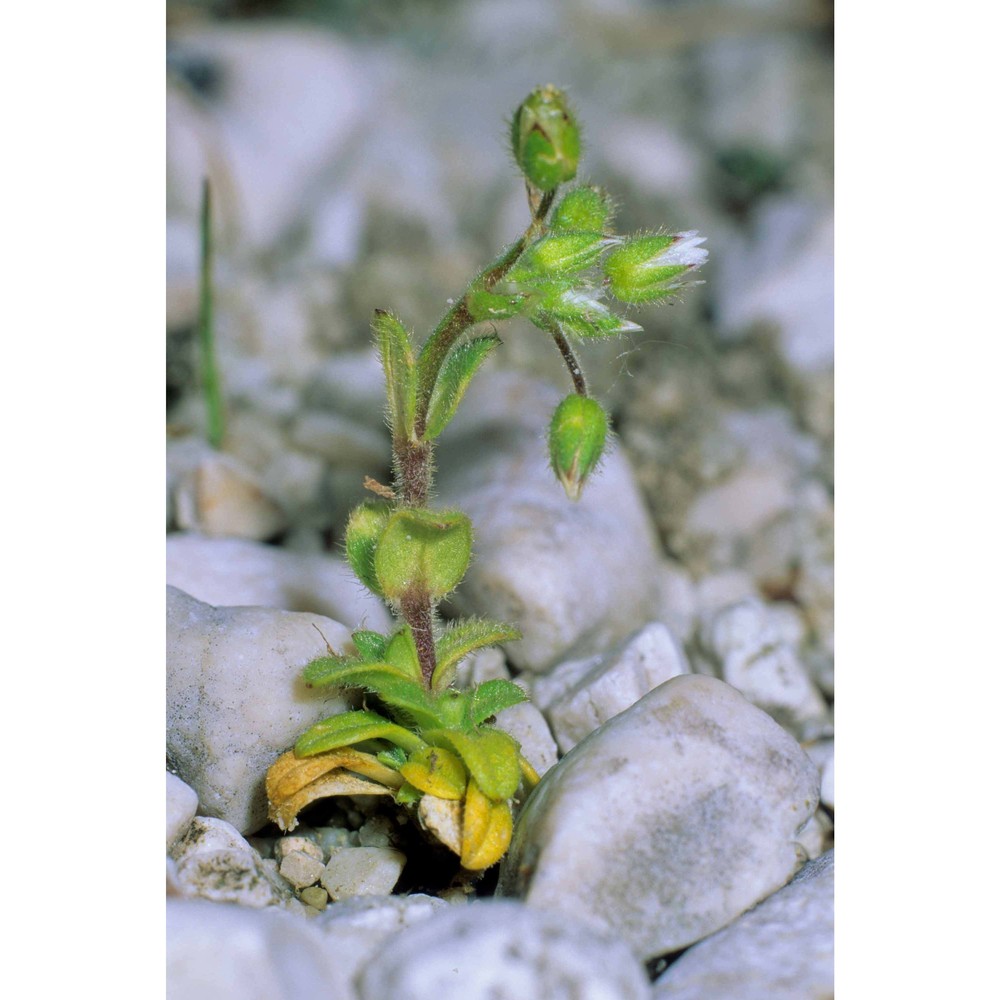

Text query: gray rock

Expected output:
[498,674,819,958]
[494,700,559,778]
[167,772,199,851]
[357,899,652,1000]
[320,847,406,901]
[531,622,691,754]
[278,851,326,890]
[698,598,830,741]
[436,372,663,673]
[166,533,391,631]
[167,898,350,1000]
[653,852,834,1000]
[166,586,354,834]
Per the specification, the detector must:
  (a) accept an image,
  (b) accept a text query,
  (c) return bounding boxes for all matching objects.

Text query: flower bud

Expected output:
[532,286,641,340]
[374,508,473,603]
[510,85,580,191]
[510,232,611,281]
[604,231,708,304]
[550,186,615,234]
[548,395,608,500]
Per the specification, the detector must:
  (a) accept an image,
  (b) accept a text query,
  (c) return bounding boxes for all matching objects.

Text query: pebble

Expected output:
[320,847,406,901]
[356,899,652,1000]
[652,852,834,999]
[166,586,354,833]
[279,851,326,890]
[698,598,830,741]
[531,622,691,754]
[436,371,663,673]
[299,886,329,910]
[166,534,391,632]
[498,674,820,958]
[166,772,199,851]
[167,898,349,1000]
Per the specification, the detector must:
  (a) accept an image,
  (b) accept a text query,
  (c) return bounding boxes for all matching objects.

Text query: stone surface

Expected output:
[494,700,559,777]
[531,622,691,754]
[167,898,350,1000]
[166,586,354,834]
[498,674,819,958]
[653,851,834,999]
[698,598,830,741]
[320,847,406,901]
[166,533,391,631]
[279,851,326,890]
[167,772,199,851]
[436,371,663,673]
[357,899,652,1000]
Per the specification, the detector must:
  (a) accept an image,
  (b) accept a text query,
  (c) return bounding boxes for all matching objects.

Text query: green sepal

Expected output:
[431,618,523,692]
[373,309,417,441]
[550,186,615,234]
[374,508,473,603]
[531,286,641,340]
[423,727,522,802]
[376,746,409,770]
[351,630,387,663]
[294,709,427,757]
[466,679,529,727]
[509,232,610,281]
[395,782,423,806]
[344,502,391,597]
[466,288,527,323]
[383,626,423,681]
[423,336,501,441]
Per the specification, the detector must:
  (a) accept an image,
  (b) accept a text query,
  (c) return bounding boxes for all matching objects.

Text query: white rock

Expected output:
[453,646,511,688]
[654,559,699,645]
[357,899,652,1000]
[288,411,388,468]
[652,852,834,1000]
[436,372,663,673]
[171,816,256,862]
[699,599,830,740]
[274,836,323,864]
[494,700,559,778]
[279,851,326,890]
[173,448,287,540]
[167,772,199,851]
[166,586,354,833]
[320,847,406,901]
[166,533,391,632]
[498,675,820,959]
[532,623,691,754]
[167,898,351,1000]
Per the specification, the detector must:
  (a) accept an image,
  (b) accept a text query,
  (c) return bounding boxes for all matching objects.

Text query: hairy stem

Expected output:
[549,325,589,396]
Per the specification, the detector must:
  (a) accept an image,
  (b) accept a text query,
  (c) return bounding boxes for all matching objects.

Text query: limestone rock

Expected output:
[167,772,199,851]
[653,852,834,999]
[498,674,819,958]
[166,586,354,834]
[320,847,406,901]
[357,899,652,1000]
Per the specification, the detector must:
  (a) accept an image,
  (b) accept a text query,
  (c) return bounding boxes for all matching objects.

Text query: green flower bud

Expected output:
[532,286,641,340]
[374,508,473,603]
[510,85,581,191]
[344,502,390,597]
[550,186,615,234]
[604,231,708,304]
[510,232,611,282]
[548,394,608,500]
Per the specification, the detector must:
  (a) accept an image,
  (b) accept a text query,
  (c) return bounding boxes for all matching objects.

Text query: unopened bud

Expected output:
[510,232,610,281]
[550,186,614,234]
[532,286,641,340]
[548,395,608,500]
[604,231,708,304]
[510,85,580,191]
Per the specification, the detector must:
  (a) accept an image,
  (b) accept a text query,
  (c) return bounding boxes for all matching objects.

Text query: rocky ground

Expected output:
[166,2,834,997]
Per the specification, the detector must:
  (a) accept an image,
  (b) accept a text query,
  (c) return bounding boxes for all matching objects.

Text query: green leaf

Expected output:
[294,709,427,757]
[301,660,442,730]
[344,502,391,597]
[431,618,522,691]
[466,679,529,727]
[423,727,522,801]
[395,782,423,806]
[423,336,501,441]
[352,630,387,663]
[373,309,417,441]
[374,508,472,603]
[383,626,422,681]
[376,746,409,770]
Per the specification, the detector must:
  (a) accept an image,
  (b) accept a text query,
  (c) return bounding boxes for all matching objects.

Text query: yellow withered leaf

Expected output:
[460,779,513,871]
[266,748,402,832]
[399,746,467,800]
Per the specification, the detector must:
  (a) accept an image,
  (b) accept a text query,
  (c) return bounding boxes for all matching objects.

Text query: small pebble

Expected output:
[320,847,406,901]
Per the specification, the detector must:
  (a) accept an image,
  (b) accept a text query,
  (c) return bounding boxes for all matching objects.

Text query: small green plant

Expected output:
[266,85,707,870]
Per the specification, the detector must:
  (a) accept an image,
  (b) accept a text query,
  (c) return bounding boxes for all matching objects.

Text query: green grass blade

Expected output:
[197,178,225,449]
